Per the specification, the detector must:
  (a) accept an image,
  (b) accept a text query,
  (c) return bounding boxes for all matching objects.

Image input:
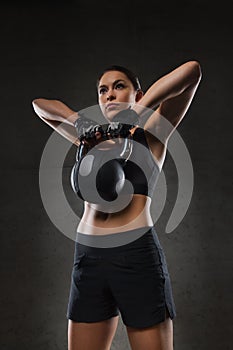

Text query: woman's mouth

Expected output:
[106,103,119,110]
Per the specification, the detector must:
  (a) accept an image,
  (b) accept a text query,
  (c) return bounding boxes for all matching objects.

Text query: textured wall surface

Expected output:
[1,1,232,349]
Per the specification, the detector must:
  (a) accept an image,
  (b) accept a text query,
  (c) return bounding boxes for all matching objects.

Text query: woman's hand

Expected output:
[77,108,140,149]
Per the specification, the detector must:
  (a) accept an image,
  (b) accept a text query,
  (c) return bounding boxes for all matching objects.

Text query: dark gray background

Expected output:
[1,1,232,349]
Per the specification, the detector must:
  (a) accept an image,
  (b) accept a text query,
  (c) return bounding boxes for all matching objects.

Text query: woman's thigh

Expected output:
[126,310,173,350]
[68,315,119,350]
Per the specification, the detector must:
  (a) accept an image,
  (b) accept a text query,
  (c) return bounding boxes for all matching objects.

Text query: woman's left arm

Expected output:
[133,61,202,142]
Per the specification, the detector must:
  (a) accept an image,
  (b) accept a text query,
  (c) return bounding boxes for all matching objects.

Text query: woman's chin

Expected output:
[104,109,121,122]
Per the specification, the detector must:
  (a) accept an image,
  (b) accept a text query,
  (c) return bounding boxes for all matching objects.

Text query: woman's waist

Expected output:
[78,194,153,235]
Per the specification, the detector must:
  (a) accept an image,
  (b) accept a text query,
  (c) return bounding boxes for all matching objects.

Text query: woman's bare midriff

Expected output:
[77,194,154,235]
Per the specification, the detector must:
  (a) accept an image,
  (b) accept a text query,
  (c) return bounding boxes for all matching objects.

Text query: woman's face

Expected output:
[97,70,139,121]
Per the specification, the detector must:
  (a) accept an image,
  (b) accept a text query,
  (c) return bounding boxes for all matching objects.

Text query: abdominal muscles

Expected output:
[77,194,154,235]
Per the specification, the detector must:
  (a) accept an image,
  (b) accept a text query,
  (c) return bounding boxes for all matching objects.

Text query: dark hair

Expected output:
[96,65,142,91]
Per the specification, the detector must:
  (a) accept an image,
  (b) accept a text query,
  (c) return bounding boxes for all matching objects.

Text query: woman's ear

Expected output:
[135,89,144,102]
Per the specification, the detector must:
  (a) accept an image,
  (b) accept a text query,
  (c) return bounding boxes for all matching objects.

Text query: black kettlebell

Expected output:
[71,138,132,203]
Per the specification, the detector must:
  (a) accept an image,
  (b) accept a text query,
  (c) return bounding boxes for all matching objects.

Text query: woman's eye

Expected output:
[99,88,107,94]
[115,83,124,89]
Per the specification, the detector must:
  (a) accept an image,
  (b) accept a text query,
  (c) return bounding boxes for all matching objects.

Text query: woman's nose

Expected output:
[106,90,115,101]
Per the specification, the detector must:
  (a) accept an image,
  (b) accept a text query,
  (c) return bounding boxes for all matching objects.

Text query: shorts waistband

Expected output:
[75,226,162,256]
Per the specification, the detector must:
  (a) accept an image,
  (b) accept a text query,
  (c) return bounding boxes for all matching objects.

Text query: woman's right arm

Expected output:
[32,98,80,145]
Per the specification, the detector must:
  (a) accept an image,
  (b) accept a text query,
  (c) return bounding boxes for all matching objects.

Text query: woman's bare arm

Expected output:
[32,98,80,145]
[132,61,202,167]
[32,98,78,124]
[133,61,202,140]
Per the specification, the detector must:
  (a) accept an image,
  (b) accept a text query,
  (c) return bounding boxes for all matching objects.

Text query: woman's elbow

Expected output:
[187,60,202,82]
[32,98,43,108]
[31,98,45,117]
[32,99,38,110]
[32,98,49,114]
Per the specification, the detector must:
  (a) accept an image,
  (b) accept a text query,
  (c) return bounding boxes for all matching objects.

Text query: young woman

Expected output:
[32,61,202,350]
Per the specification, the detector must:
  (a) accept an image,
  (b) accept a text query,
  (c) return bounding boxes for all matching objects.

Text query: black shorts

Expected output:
[66,226,176,328]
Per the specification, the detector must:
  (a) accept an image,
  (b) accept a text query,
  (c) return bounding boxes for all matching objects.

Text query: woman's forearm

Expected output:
[133,61,202,114]
[39,116,80,146]
[32,98,80,145]
[32,98,78,126]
